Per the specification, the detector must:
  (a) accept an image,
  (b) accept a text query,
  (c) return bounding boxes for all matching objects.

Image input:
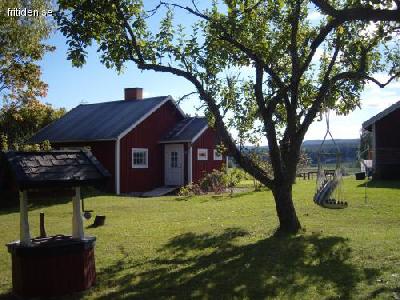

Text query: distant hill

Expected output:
[302,139,359,146]
[302,139,360,165]
[240,139,360,166]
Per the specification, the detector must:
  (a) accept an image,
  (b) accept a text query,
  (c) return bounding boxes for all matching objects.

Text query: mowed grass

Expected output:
[0,178,399,299]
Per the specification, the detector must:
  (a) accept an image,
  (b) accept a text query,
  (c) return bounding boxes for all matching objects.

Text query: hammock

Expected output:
[313,110,348,209]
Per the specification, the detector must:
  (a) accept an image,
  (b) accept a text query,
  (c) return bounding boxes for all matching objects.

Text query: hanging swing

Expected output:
[313,110,348,209]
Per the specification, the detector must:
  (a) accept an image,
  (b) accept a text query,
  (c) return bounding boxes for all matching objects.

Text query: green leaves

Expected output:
[0,0,54,103]
[55,0,399,183]
[0,100,65,150]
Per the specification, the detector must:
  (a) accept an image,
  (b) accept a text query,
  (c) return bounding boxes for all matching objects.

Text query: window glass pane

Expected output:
[132,149,148,167]
[171,151,178,168]
[197,149,208,160]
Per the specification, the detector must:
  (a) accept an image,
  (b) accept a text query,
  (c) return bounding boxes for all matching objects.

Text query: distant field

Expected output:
[0,178,399,299]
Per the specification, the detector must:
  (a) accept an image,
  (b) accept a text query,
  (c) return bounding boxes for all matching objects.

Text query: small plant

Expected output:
[227,168,245,195]
[40,140,52,151]
[199,169,227,194]
[19,144,40,151]
[178,183,202,197]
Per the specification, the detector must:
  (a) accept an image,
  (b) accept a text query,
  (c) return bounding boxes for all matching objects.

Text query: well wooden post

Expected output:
[39,212,47,238]
[72,187,84,239]
[19,190,31,246]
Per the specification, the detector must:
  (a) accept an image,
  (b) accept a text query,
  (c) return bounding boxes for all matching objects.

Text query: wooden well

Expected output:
[1,150,110,298]
[7,236,96,298]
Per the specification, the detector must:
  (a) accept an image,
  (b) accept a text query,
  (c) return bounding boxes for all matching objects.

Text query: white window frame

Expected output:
[197,148,208,160]
[213,149,223,161]
[132,148,148,168]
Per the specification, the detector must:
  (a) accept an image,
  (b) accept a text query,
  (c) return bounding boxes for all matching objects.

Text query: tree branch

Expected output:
[160,1,287,92]
[311,0,400,22]
[297,41,341,140]
[255,62,283,182]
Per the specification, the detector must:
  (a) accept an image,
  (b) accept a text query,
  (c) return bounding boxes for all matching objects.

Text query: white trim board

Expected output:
[191,125,208,143]
[115,139,121,195]
[117,96,185,140]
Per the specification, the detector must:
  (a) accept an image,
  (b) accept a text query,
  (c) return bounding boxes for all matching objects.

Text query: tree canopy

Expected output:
[0,100,65,151]
[0,0,54,103]
[56,0,400,233]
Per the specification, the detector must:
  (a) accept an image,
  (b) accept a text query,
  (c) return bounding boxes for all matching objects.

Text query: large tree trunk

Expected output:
[272,181,301,234]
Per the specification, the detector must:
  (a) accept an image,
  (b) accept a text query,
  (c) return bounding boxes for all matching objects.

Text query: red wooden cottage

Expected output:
[30,88,226,194]
[362,100,400,179]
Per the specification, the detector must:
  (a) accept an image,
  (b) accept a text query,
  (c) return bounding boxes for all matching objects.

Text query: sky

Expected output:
[37,8,400,143]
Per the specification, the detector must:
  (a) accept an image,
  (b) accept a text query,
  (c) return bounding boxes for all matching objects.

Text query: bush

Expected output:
[178,168,248,196]
[199,169,227,194]
[178,183,203,196]
[227,168,246,194]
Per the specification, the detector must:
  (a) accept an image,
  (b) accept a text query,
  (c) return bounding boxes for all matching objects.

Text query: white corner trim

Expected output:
[188,144,193,183]
[115,139,121,195]
[191,125,208,143]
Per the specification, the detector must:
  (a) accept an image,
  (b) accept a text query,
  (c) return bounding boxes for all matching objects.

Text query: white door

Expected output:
[164,144,184,186]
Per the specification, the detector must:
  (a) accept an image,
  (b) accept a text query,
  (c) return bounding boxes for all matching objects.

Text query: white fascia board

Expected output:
[45,138,116,144]
[159,140,191,144]
[117,96,171,140]
[191,125,208,143]
[117,96,185,140]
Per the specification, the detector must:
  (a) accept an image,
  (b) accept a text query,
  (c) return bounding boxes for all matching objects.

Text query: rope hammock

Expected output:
[313,110,348,209]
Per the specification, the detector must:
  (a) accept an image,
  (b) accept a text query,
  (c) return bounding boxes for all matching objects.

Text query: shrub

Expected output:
[227,168,246,195]
[178,183,203,197]
[199,169,227,194]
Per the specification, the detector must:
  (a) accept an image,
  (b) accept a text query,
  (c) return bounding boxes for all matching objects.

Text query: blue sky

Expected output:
[38,11,400,142]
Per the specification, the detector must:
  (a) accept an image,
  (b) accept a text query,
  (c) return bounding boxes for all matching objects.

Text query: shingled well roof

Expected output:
[2,150,111,189]
[159,117,208,143]
[29,96,172,143]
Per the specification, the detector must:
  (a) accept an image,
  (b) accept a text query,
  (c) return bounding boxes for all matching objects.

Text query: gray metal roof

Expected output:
[362,100,400,130]
[29,96,174,143]
[159,117,208,143]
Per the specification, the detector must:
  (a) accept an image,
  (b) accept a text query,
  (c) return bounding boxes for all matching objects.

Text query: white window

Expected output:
[132,148,148,168]
[170,151,178,168]
[197,148,208,160]
[213,149,223,160]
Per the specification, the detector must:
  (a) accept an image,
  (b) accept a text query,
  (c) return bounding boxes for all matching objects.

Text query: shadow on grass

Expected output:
[0,187,110,216]
[357,180,400,189]
[92,228,378,299]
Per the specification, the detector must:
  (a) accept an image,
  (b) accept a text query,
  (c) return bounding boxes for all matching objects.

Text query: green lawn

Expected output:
[0,178,399,299]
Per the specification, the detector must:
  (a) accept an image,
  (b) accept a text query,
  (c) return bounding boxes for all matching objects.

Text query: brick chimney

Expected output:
[124,88,143,100]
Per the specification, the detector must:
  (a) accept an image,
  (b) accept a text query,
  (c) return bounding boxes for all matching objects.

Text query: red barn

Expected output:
[29,88,226,194]
[362,100,400,180]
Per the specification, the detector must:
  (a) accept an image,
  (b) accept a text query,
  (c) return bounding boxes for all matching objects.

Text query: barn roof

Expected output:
[362,100,400,131]
[159,117,208,143]
[29,96,182,143]
[2,150,111,189]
